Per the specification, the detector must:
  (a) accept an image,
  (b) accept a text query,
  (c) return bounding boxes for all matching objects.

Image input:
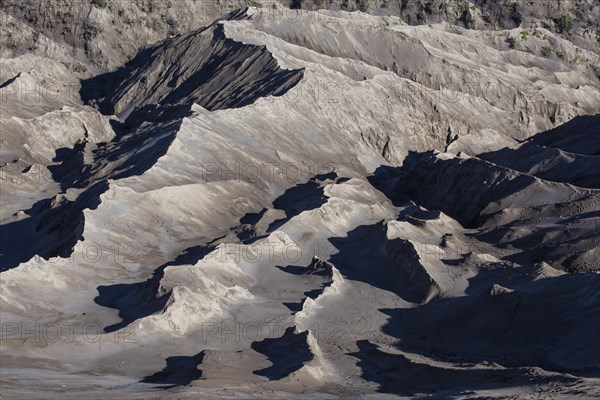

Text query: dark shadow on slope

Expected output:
[95,236,222,333]
[235,208,267,241]
[2,57,189,269]
[0,73,20,89]
[267,173,335,232]
[369,152,536,228]
[251,327,313,380]
[367,164,411,207]
[96,265,171,334]
[78,9,245,114]
[78,43,156,114]
[327,222,438,304]
[472,202,600,272]
[349,340,578,396]
[1,7,304,270]
[0,180,107,271]
[397,205,442,221]
[50,112,192,192]
[479,140,600,189]
[1,8,306,269]
[282,282,331,311]
[503,229,600,273]
[527,115,600,156]
[375,272,600,376]
[80,10,304,119]
[278,257,334,312]
[141,351,205,389]
[86,119,186,183]
[278,256,334,277]
[283,302,303,312]
[50,140,95,190]
[0,111,190,271]
[15,9,305,269]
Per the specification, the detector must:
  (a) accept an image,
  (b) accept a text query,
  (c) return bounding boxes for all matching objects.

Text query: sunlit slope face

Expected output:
[0,5,599,399]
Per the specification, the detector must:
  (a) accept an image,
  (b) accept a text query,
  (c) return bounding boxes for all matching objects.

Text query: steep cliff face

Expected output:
[82,11,303,118]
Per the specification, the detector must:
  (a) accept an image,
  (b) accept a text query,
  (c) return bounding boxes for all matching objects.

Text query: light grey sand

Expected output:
[1,5,599,400]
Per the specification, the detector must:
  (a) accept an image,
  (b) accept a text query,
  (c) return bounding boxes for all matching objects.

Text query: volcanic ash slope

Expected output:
[0,6,599,400]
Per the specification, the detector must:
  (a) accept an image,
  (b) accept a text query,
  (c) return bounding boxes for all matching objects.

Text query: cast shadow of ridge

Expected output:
[95,236,222,333]
[525,114,600,155]
[327,221,438,304]
[141,351,205,389]
[277,257,335,313]
[358,272,600,396]
[251,327,313,380]
[478,115,600,188]
[267,171,337,233]
[349,340,576,396]
[370,152,533,228]
[0,180,107,272]
[235,208,268,241]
